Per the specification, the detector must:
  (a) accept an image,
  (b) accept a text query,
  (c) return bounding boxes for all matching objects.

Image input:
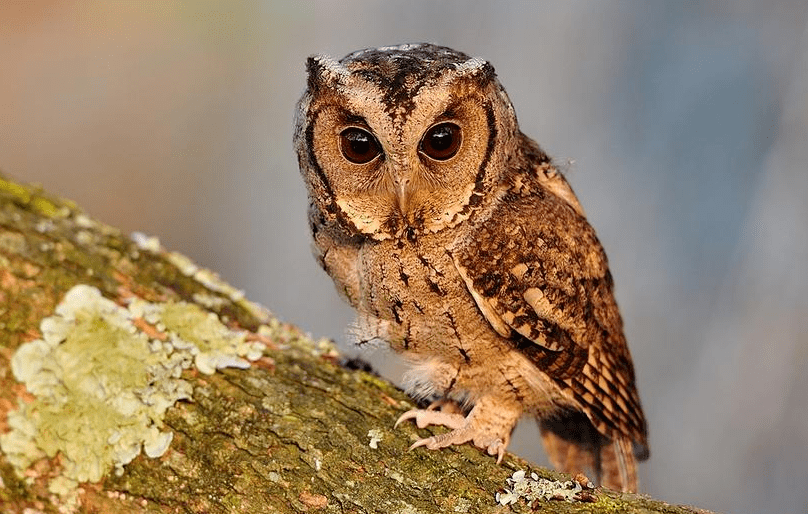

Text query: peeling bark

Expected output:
[0,173,712,513]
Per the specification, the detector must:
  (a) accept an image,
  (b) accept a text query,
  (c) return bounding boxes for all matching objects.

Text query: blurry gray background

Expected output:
[2,2,807,512]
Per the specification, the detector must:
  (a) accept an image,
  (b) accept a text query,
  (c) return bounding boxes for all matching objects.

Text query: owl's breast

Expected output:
[354,233,571,414]
[355,234,491,357]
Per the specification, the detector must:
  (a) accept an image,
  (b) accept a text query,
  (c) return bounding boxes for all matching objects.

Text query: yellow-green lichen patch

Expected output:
[0,176,70,219]
[0,176,32,204]
[0,284,266,494]
[131,300,264,375]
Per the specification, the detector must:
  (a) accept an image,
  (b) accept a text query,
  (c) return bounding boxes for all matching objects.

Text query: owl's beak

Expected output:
[394,178,411,214]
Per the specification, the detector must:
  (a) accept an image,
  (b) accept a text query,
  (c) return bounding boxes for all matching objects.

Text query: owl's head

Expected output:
[294,43,521,241]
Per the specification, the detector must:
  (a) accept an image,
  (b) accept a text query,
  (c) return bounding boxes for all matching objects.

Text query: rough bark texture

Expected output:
[0,173,712,513]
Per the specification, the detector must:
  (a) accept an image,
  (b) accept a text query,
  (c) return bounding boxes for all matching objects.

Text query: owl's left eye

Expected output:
[340,128,381,164]
[420,122,461,161]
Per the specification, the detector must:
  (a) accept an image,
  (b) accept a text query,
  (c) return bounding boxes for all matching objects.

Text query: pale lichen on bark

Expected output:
[0,173,712,513]
[1,283,268,503]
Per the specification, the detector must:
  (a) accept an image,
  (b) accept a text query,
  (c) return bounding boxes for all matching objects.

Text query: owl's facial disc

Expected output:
[301,47,508,241]
[309,89,496,240]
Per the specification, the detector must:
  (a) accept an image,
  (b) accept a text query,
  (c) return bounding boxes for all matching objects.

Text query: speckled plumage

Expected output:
[294,43,648,491]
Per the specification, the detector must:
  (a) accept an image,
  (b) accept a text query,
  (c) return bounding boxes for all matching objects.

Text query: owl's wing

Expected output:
[451,188,613,380]
[451,186,648,447]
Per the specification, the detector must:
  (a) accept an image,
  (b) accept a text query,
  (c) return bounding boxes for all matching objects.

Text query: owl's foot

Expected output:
[395,398,518,464]
[409,423,510,463]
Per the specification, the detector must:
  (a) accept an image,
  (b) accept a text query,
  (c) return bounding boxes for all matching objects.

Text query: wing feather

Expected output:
[452,183,648,448]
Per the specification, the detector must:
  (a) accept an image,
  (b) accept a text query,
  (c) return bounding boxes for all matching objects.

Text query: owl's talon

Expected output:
[408,438,431,451]
[394,410,416,428]
[490,440,506,464]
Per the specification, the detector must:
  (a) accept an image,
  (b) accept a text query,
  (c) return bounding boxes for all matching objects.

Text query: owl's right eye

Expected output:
[340,128,381,164]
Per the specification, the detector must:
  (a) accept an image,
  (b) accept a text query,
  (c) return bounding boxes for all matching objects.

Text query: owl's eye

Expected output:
[340,128,381,164]
[420,122,461,161]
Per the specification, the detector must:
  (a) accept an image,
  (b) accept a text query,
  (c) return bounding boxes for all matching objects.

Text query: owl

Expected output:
[294,43,648,492]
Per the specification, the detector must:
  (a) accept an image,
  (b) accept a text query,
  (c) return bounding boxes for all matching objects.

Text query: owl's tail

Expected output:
[538,411,642,492]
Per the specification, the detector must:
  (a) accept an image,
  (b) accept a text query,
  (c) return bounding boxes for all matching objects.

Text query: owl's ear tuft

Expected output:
[307,55,349,92]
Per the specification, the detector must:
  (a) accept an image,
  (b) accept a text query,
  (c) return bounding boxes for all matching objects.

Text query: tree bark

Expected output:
[0,173,712,513]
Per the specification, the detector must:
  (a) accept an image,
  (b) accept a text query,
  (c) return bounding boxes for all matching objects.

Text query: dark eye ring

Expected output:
[339,127,381,164]
[419,122,462,161]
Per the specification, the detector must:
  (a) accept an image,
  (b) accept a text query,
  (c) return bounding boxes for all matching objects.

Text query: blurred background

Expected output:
[2,1,806,512]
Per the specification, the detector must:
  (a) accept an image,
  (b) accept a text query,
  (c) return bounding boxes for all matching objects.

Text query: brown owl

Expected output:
[293,43,648,492]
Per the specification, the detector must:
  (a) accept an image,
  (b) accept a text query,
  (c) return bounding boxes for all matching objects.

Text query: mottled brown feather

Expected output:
[452,148,648,451]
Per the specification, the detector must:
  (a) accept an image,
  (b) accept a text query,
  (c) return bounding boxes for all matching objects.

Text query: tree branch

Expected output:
[0,173,710,513]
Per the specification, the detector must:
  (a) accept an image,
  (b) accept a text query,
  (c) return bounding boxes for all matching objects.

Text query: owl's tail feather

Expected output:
[538,411,639,492]
[598,436,638,492]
